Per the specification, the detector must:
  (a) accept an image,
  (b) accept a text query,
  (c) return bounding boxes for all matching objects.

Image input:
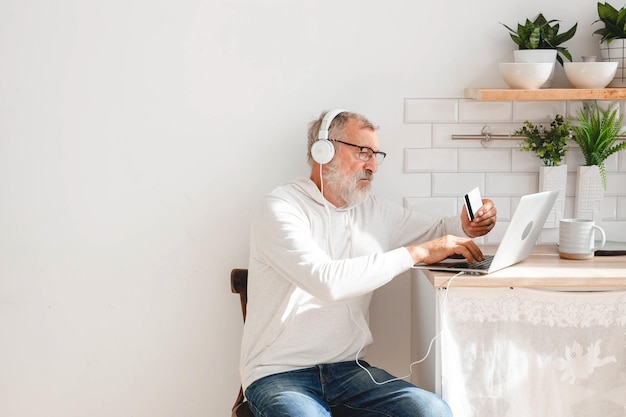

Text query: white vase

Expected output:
[514,49,557,88]
[574,165,604,221]
[539,164,567,228]
[599,38,626,87]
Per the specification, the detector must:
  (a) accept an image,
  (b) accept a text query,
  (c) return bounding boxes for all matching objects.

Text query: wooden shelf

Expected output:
[465,87,626,101]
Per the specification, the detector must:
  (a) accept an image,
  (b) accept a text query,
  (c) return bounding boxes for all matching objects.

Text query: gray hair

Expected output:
[306,110,378,165]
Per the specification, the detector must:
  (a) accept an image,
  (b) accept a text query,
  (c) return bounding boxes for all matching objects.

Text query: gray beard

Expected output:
[324,162,373,207]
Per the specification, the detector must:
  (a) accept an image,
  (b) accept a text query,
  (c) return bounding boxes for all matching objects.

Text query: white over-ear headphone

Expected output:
[311,109,346,164]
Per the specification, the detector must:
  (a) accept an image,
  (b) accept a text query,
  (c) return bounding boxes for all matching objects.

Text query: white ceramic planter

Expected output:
[599,38,626,87]
[514,49,557,88]
[539,164,567,228]
[574,165,604,221]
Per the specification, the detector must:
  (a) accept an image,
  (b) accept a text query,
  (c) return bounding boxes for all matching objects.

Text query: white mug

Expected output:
[559,219,606,259]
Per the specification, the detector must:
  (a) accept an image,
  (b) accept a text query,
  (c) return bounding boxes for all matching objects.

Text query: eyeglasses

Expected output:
[330,139,387,165]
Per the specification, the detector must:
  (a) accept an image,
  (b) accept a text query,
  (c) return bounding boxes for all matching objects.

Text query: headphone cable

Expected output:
[348,271,465,385]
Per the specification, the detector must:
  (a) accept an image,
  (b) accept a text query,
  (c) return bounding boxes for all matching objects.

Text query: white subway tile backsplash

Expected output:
[486,173,538,196]
[566,173,576,197]
[599,100,620,114]
[565,149,586,170]
[404,197,458,217]
[511,196,522,212]
[597,220,626,241]
[401,98,626,236]
[620,101,626,118]
[379,172,432,199]
[618,197,626,220]
[606,173,626,195]
[489,197,512,221]
[568,100,620,119]
[405,149,458,172]
[566,101,585,118]
[564,196,575,218]
[484,220,507,244]
[538,227,559,245]
[405,99,458,123]
[459,100,512,123]
[432,173,484,196]
[601,196,618,220]
[384,123,432,148]
[605,153,619,172]
[459,149,511,172]
[512,149,539,172]
[512,101,567,122]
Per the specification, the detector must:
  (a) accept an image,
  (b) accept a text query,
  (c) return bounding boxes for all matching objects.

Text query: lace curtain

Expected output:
[440,288,626,417]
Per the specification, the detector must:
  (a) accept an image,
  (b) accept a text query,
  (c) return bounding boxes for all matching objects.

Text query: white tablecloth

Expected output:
[440,288,626,417]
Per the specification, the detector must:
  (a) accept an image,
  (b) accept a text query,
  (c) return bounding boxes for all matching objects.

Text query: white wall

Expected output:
[0,1,610,416]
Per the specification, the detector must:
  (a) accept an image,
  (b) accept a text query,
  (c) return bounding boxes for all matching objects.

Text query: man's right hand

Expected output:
[406,235,484,265]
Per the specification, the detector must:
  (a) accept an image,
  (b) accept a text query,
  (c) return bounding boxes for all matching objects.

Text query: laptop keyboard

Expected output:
[450,254,495,270]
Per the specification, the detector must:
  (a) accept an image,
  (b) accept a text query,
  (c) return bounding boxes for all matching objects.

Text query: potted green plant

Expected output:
[502,13,577,66]
[570,102,626,220]
[593,2,626,86]
[514,114,571,166]
[513,114,571,226]
[593,2,626,43]
[571,102,626,188]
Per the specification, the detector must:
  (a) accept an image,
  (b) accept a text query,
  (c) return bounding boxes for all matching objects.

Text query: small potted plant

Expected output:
[502,13,577,66]
[570,102,626,219]
[593,2,626,86]
[593,1,626,43]
[514,114,571,167]
[571,102,626,189]
[513,115,571,226]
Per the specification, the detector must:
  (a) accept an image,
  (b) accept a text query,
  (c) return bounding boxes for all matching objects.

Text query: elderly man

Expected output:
[239,110,497,417]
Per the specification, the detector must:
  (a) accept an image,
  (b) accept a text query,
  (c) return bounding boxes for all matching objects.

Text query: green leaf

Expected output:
[528,27,541,48]
[555,23,578,44]
[594,2,626,42]
[514,115,571,167]
[503,13,577,65]
[571,102,626,188]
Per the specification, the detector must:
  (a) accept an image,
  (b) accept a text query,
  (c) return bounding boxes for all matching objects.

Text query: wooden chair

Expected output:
[230,269,253,417]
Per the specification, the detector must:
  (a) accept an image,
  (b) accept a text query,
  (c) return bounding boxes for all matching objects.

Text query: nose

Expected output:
[365,156,378,173]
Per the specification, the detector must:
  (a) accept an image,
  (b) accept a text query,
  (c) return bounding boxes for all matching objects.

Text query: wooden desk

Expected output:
[423,245,626,290]
[411,246,626,417]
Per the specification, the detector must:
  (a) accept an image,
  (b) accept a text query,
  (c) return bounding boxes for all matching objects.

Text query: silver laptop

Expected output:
[412,190,559,275]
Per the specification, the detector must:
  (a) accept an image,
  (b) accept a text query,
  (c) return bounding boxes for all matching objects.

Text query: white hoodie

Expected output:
[239,177,466,391]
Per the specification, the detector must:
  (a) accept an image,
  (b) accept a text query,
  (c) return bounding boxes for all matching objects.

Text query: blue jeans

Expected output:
[244,361,452,417]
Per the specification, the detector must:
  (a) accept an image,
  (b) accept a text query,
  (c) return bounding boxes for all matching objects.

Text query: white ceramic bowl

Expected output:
[499,62,554,89]
[563,62,618,89]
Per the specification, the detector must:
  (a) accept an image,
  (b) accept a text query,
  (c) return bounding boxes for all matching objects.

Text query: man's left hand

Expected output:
[462,199,497,238]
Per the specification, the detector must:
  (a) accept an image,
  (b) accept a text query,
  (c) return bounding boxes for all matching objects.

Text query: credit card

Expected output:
[464,187,482,221]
